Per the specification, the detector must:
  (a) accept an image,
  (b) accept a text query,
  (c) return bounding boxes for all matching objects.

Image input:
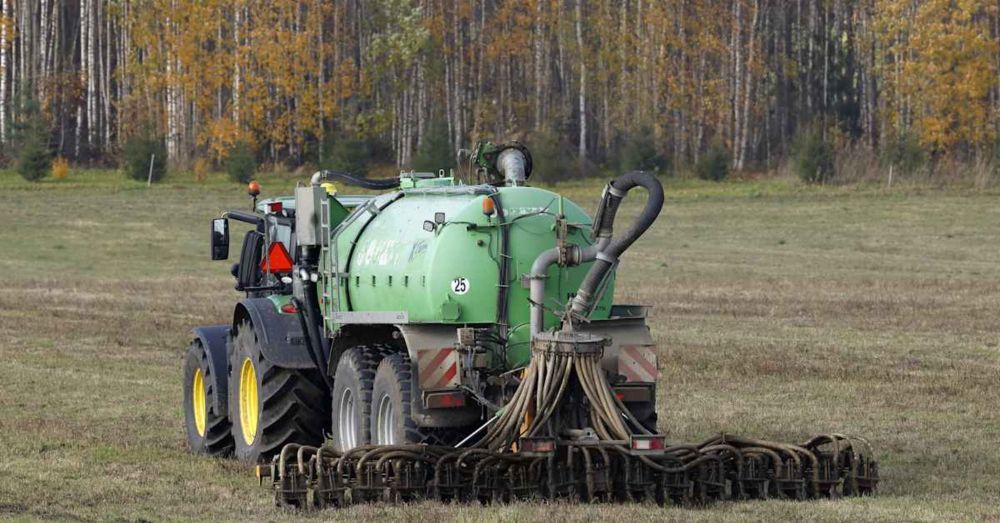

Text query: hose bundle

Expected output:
[476,331,650,450]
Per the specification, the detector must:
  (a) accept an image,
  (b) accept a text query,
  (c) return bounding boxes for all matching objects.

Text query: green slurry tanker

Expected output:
[182,141,878,507]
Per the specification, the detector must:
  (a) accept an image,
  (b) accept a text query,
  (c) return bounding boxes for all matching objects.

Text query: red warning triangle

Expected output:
[260,242,294,273]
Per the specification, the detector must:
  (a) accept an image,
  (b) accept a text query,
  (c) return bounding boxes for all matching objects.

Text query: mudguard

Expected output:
[396,324,481,428]
[233,298,316,370]
[190,325,230,414]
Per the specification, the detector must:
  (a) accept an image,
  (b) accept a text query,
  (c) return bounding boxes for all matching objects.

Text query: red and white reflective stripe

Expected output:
[618,344,658,383]
[416,348,460,390]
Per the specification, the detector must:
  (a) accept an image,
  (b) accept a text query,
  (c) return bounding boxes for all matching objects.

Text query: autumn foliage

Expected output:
[0,0,997,176]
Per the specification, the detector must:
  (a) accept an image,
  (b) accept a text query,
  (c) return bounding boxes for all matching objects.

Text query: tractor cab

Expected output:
[209,182,370,296]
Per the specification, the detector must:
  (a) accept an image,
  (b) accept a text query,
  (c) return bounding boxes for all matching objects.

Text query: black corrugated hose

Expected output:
[570,171,664,319]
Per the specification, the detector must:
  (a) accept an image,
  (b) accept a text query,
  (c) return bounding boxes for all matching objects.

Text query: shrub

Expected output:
[881,133,927,175]
[193,157,211,183]
[224,142,256,183]
[793,129,835,184]
[10,97,52,182]
[412,120,453,172]
[51,157,70,180]
[122,135,167,183]
[15,130,52,182]
[618,127,668,174]
[321,133,371,176]
[695,142,730,181]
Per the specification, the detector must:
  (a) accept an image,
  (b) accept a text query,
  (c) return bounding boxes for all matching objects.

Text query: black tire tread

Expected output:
[185,341,234,457]
[230,323,329,462]
[331,344,394,450]
[373,353,429,444]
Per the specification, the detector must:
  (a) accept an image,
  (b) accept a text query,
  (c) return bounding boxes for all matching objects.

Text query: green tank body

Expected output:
[320,179,615,367]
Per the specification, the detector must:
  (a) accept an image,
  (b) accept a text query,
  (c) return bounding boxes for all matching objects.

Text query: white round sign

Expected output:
[450,277,470,295]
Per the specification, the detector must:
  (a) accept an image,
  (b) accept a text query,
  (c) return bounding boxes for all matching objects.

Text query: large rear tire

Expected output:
[183,341,233,456]
[228,323,329,463]
[370,353,424,445]
[329,345,388,452]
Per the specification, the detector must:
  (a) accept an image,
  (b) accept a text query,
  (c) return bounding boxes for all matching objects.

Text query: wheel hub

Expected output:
[338,389,356,450]
[375,395,396,445]
[192,368,207,437]
[238,358,259,445]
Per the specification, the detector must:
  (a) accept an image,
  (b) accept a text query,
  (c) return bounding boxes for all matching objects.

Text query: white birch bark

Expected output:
[233,3,242,126]
[737,0,759,171]
[575,0,586,159]
[1,0,8,143]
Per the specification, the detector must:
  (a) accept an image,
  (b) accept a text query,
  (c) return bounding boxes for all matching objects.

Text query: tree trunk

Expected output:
[1,0,8,143]
[575,0,586,160]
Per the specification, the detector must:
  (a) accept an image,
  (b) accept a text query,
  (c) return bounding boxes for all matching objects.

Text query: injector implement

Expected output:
[182,141,878,509]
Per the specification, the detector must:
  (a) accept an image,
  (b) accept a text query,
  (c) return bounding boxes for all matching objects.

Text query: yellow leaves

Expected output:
[876,0,998,152]
[204,119,246,160]
[51,157,70,180]
[124,0,349,158]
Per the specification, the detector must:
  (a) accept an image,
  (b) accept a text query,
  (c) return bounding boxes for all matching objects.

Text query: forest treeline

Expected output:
[1,0,998,181]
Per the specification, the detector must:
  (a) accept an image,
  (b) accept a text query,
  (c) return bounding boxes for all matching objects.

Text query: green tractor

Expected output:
[182,142,878,506]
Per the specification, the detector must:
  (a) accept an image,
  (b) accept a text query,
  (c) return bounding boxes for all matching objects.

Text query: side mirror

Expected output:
[211,218,229,260]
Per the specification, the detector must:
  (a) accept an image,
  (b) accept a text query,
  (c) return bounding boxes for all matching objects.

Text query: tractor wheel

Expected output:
[329,345,390,452]
[228,323,329,463]
[370,353,424,445]
[183,341,233,456]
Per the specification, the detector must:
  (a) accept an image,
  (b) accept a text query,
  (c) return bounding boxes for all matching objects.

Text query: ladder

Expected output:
[318,196,336,334]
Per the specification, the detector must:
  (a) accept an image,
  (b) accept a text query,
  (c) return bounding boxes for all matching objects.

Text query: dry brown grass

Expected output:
[0,172,998,521]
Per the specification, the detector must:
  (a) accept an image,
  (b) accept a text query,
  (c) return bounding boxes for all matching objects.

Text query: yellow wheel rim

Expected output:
[239,358,259,445]
[192,368,207,437]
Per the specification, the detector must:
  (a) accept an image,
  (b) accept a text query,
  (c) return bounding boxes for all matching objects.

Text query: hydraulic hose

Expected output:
[492,193,511,340]
[310,170,401,190]
[569,171,664,319]
[293,275,332,388]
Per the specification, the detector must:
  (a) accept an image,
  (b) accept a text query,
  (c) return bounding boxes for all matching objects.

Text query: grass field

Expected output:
[1,170,999,522]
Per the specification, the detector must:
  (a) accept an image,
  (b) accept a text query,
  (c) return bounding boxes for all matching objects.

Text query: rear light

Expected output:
[614,386,654,403]
[267,201,283,214]
[519,437,556,455]
[424,391,466,409]
[629,434,667,453]
[279,303,298,314]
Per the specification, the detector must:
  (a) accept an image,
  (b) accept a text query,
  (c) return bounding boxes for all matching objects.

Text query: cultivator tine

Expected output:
[692,455,727,503]
[737,454,771,500]
[311,447,347,508]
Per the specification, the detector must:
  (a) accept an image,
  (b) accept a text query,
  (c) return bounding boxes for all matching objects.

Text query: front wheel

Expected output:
[182,341,233,456]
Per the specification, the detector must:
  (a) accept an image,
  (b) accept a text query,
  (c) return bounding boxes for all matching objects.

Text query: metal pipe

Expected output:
[497,148,527,185]
[528,237,611,335]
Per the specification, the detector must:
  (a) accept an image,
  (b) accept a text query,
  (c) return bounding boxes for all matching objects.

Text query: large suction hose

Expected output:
[528,171,663,335]
[569,171,664,320]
